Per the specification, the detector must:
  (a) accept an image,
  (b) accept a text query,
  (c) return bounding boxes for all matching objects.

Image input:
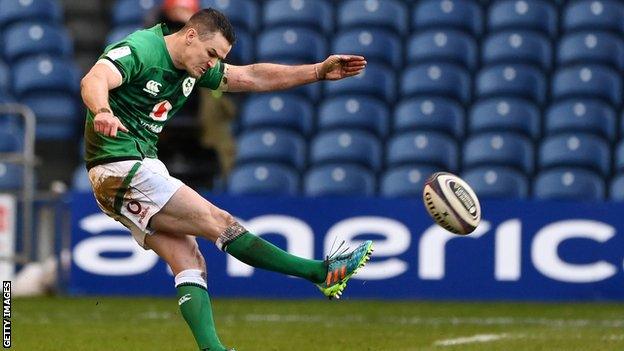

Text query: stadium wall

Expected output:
[70,192,624,301]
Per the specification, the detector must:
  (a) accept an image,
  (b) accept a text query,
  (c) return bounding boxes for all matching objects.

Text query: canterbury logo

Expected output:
[178,294,192,305]
[143,80,162,96]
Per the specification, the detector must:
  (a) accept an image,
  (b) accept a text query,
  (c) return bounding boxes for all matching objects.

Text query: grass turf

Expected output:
[14,297,624,350]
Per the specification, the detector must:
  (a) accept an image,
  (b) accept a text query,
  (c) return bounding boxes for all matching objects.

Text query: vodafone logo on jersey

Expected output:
[149,100,172,121]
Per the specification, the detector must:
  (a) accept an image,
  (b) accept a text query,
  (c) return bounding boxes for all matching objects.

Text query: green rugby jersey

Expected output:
[84,24,225,169]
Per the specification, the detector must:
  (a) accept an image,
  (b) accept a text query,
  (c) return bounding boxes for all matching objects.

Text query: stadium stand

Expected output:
[304,164,375,196]
[240,94,314,136]
[236,129,307,171]
[228,163,300,195]
[381,165,438,197]
[469,98,540,139]
[534,168,605,200]
[412,0,483,36]
[462,166,530,199]
[407,29,478,71]
[318,96,389,137]
[386,132,459,171]
[310,130,382,171]
[394,97,464,138]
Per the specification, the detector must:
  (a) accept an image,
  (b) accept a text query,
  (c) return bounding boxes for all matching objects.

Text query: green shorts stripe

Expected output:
[113,161,142,214]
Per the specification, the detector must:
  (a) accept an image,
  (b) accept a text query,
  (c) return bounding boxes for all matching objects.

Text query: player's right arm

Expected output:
[80,62,128,137]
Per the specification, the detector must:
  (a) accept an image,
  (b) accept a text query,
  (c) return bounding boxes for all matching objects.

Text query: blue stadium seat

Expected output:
[539,133,610,176]
[257,27,327,63]
[324,63,395,103]
[469,98,540,138]
[394,97,464,138]
[401,63,470,104]
[21,94,79,139]
[551,65,622,107]
[609,174,624,201]
[476,64,546,104]
[240,94,313,136]
[202,0,259,32]
[407,30,478,71]
[562,0,624,33]
[310,130,382,171]
[386,132,458,171]
[613,140,624,173]
[236,129,306,171]
[557,31,624,71]
[332,29,402,69]
[3,22,72,63]
[381,165,439,197]
[0,163,22,190]
[304,164,375,196]
[0,129,22,152]
[105,25,141,46]
[488,0,557,37]
[72,165,92,192]
[338,0,408,35]
[12,57,79,97]
[482,31,551,71]
[228,163,300,196]
[462,166,529,198]
[227,29,253,64]
[534,168,605,201]
[413,0,483,36]
[263,0,333,33]
[463,132,533,173]
[545,99,615,141]
[318,96,389,137]
[112,0,161,26]
[0,61,9,94]
[0,0,62,29]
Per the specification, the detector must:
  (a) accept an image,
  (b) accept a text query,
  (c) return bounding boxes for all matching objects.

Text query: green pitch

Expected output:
[15,297,624,350]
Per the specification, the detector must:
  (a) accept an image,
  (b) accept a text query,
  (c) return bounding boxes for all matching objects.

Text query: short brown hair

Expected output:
[183,8,236,45]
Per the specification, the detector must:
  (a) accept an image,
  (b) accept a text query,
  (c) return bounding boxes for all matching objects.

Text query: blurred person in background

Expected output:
[80,8,372,351]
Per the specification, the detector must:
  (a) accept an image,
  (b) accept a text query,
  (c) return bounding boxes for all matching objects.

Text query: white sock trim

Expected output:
[174,269,207,289]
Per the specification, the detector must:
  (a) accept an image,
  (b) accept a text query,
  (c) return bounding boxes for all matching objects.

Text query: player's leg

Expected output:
[145,231,227,351]
[149,185,329,283]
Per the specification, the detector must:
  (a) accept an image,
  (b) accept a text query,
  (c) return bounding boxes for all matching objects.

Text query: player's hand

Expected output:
[93,110,128,138]
[315,55,367,81]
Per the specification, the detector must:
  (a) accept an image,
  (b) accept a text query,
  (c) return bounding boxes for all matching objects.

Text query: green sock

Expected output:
[176,284,225,351]
[225,232,327,283]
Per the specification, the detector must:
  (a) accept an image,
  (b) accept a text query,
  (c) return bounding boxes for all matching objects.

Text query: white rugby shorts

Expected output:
[87,158,184,249]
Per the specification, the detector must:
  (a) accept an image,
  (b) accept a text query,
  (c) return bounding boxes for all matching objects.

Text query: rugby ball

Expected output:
[422,172,481,235]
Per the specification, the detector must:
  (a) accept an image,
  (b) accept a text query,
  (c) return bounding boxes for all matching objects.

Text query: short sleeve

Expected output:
[100,42,142,84]
[197,60,226,90]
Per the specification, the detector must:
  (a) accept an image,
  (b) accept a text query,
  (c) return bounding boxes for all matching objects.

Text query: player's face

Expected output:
[185,30,231,78]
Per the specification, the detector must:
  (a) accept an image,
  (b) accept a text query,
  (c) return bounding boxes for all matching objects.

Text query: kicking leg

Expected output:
[145,231,226,351]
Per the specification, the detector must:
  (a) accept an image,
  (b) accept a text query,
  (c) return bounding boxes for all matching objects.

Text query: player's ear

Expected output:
[185,28,197,45]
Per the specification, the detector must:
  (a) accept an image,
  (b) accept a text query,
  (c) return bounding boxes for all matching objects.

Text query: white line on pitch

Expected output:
[434,333,512,347]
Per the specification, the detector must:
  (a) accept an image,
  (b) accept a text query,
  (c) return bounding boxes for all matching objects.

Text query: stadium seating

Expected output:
[333,29,402,69]
[263,0,333,33]
[310,130,382,171]
[318,96,389,137]
[0,162,22,190]
[394,97,464,138]
[338,0,408,35]
[562,0,624,33]
[3,22,73,63]
[71,165,91,192]
[613,140,624,173]
[0,62,9,94]
[256,27,327,63]
[304,164,375,196]
[545,99,616,141]
[469,98,540,138]
[240,94,314,136]
[557,31,624,71]
[539,133,610,176]
[111,0,161,26]
[325,63,396,103]
[609,174,624,201]
[401,63,471,104]
[228,163,300,196]
[381,165,438,197]
[0,129,23,152]
[482,30,551,71]
[551,65,622,107]
[105,25,141,46]
[386,132,458,171]
[534,168,605,200]
[476,64,546,104]
[236,129,306,171]
[487,0,557,37]
[462,166,529,198]
[202,0,259,32]
[227,29,253,64]
[11,56,79,97]
[407,29,478,71]
[463,132,534,174]
[0,0,62,29]
[412,0,483,36]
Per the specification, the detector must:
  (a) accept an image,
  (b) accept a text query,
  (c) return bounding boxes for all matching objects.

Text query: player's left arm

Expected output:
[222,55,367,93]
